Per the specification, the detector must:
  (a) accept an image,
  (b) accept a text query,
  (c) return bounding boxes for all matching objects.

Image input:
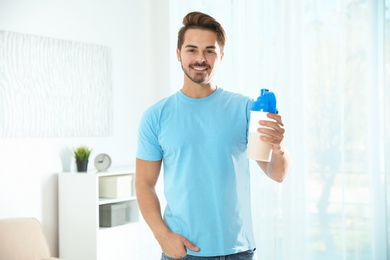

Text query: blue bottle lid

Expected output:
[251,88,278,113]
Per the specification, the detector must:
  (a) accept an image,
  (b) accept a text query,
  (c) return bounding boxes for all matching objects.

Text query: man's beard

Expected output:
[181,62,211,84]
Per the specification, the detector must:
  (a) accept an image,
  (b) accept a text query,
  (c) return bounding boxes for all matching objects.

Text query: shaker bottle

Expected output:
[247,89,278,162]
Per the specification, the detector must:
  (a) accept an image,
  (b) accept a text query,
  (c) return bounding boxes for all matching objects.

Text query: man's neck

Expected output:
[181,81,218,99]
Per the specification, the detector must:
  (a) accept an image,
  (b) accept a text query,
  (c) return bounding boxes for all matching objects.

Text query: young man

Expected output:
[136,11,291,260]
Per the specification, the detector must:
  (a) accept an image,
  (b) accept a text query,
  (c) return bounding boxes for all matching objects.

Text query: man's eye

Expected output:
[188,49,196,53]
[206,50,216,55]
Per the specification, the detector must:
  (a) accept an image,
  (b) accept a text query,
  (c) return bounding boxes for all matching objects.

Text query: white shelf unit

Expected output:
[58,167,139,260]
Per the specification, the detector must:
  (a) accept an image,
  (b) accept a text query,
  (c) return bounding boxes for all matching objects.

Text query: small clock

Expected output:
[94,153,112,171]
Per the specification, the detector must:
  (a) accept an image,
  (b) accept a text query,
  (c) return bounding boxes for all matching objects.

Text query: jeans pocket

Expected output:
[234,249,256,259]
[243,249,255,255]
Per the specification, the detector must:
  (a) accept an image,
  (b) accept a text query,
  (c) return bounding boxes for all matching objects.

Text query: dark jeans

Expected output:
[161,249,256,260]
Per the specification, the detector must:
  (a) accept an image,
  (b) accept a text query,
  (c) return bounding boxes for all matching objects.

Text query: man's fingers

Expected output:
[266,112,284,126]
[182,237,200,252]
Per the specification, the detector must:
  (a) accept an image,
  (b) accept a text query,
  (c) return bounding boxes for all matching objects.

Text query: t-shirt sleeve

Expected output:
[136,109,163,161]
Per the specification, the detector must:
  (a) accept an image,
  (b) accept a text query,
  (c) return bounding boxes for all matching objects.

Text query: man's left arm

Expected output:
[255,113,291,182]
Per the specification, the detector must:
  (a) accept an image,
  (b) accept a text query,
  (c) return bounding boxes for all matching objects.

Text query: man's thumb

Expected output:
[183,238,200,252]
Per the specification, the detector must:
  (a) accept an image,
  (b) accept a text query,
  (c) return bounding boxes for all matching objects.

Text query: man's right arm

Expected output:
[135,158,199,258]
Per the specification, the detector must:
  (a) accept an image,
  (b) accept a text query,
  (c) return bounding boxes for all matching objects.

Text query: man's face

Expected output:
[177,28,224,85]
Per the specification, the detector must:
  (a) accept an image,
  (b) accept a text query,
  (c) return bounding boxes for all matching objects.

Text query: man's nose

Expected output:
[195,53,206,63]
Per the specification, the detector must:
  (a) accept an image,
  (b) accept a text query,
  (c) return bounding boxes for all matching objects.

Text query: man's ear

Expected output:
[220,51,224,61]
[176,48,181,61]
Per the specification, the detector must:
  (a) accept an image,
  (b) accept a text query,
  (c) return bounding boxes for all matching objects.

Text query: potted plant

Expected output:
[74,145,92,172]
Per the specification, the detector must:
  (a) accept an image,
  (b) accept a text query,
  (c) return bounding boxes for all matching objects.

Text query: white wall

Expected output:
[0,0,170,257]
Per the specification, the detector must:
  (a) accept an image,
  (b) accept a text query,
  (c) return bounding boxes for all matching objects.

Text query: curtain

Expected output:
[169,0,390,259]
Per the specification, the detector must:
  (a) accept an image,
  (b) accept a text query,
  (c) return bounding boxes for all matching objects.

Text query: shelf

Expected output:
[96,167,135,177]
[98,196,137,205]
[58,166,138,259]
[98,220,138,231]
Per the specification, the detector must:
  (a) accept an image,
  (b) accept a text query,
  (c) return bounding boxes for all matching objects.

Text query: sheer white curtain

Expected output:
[169,0,390,259]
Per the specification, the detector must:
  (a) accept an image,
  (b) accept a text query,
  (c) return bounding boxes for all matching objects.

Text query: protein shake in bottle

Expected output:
[247,89,278,162]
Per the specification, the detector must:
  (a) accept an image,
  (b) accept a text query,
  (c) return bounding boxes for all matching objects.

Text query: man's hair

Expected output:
[177,11,226,51]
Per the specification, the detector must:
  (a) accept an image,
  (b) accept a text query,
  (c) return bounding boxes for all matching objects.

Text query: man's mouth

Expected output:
[193,67,207,71]
[191,65,209,71]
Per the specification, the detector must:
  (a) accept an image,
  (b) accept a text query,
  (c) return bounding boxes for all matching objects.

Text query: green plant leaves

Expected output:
[74,146,92,161]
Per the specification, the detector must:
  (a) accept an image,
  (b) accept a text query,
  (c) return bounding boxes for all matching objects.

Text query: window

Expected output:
[170,1,390,259]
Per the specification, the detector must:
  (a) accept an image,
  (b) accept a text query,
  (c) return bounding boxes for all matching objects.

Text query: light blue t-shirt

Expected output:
[136,88,255,257]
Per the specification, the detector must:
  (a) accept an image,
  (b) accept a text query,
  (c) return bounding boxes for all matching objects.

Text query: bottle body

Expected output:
[247,111,273,162]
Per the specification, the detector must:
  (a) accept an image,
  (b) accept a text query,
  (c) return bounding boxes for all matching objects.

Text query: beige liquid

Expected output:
[247,132,272,162]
